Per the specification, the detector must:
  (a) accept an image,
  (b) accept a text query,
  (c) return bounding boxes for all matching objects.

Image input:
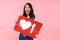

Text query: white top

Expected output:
[27,16,30,18]
[27,16,36,20]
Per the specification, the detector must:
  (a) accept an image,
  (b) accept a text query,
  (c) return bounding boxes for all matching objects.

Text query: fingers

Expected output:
[35,34,39,37]
[15,21,18,26]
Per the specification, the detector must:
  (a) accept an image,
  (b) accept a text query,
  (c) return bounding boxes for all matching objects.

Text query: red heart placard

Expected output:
[14,16,42,38]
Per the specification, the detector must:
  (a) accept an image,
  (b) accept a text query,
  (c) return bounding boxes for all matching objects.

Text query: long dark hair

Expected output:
[23,3,35,20]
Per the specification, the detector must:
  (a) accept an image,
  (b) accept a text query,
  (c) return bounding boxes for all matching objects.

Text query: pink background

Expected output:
[0,0,60,40]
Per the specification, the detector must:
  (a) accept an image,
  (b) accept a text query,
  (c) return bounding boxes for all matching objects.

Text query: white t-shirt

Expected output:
[27,16,36,20]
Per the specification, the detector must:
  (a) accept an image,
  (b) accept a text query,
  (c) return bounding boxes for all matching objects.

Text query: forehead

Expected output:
[25,4,30,7]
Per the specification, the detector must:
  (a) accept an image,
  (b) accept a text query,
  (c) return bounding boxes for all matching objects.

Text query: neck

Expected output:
[27,15,30,18]
[27,14,29,17]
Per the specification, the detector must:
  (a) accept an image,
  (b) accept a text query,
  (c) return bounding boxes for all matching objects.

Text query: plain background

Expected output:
[0,0,60,40]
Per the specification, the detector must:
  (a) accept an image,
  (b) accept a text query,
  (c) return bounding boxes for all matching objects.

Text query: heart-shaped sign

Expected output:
[20,19,32,30]
[14,16,42,38]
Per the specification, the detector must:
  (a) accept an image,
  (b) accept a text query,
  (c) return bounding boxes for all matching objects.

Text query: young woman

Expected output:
[15,3,39,40]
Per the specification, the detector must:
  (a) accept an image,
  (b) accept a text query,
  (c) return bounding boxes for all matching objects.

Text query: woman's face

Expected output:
[25,5,31,15]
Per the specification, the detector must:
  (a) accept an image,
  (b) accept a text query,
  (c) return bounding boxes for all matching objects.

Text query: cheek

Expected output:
[29,8,31,12]
[27,8,31,13]
[25,8,31,13]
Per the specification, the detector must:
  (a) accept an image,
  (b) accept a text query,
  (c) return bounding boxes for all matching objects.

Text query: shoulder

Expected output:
[34,18,36,20]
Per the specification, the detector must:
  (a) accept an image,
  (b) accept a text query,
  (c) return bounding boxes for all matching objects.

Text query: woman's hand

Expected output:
[35,33,39,37]
[15,21,18,26]
[34,33,39,39]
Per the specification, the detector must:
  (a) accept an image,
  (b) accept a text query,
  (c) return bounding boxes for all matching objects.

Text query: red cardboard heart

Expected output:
[20,19,32,30]
[14,16,42,38]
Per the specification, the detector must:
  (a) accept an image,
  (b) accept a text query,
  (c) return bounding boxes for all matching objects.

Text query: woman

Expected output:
[15,3,39,40]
